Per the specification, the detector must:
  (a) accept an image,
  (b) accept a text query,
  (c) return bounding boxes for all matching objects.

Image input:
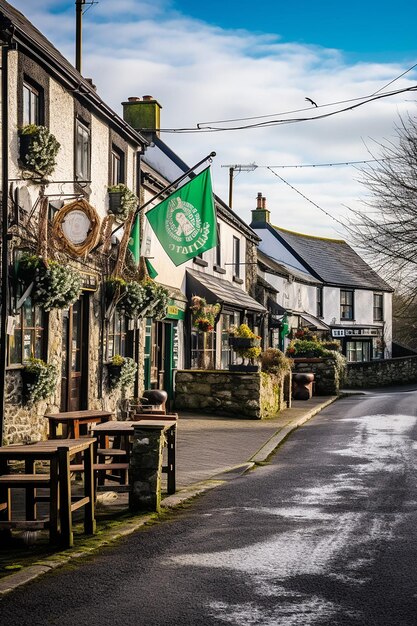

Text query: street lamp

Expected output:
[221,163,257,209]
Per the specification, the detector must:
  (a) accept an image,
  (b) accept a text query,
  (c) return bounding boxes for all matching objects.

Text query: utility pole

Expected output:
[75,0,86,73]
[221,163,257,209]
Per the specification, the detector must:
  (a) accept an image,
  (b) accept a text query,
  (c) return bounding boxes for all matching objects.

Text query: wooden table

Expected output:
[45,410,113,439]
[92,420,177,497]
[0,439,96,547]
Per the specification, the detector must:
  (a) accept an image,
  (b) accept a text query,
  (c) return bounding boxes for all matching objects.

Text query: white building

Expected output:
[250,195,393,362]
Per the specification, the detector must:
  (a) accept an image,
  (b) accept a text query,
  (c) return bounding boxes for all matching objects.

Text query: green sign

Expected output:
[146,167,217,266]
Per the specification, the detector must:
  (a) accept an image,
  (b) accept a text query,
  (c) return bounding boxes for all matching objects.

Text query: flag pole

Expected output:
[108,151,216,241]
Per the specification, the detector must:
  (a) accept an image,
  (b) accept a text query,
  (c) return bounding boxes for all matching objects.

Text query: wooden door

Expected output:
[61,296,89,411]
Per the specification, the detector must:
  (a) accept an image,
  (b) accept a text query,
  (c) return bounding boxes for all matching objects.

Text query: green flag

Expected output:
[128,214,140,265]
[146,167,217,266]
[145,258,158,279]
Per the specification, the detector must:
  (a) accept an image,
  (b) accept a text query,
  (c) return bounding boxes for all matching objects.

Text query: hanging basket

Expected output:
[229,337,261,349]
[108,191,124,215]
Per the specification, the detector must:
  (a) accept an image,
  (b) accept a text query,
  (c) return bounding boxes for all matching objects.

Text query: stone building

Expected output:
[0,1,149,443]
[0,2,266,443]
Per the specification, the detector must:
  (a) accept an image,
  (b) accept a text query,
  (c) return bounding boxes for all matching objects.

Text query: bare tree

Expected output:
[348,113,417,298]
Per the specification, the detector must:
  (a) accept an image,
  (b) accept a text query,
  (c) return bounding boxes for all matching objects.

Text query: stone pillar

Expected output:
[129,425,166,513]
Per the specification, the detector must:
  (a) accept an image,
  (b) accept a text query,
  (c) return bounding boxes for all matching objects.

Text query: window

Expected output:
[215,222,221,267]
[346,340,370,363]
[191,329,216,369]
[373,293,383,321]
[75,119,91,180]
[110,146,125,186]
[317,286,323,318]
[340,289,354,320]
[233,236,240,277]
[107,310,127,358]
[8,298,45,365]
[23,81,41,126]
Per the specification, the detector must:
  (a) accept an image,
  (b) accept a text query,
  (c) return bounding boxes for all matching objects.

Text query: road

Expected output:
[2,388,417,625]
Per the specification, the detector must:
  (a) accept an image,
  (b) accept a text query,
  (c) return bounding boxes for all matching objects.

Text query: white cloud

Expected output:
[10,0,417,239]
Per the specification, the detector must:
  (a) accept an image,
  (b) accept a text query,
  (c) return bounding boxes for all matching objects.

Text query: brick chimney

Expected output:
[122,95,162,139]
[250,192,270,224]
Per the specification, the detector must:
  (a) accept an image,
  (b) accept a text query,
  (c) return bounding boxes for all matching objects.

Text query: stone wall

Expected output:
[292,357,342,395]
[175,369,291,419]
[345,355,417,389]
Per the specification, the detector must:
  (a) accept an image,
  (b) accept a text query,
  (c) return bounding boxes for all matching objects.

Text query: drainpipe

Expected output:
[133,151,142,398]
[0,43,10,444]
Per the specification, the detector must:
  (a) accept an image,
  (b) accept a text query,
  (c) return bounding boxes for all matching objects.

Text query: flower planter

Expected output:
[107,363,123,388]
[19,134,32,166]
[229,364,260,373]
[229,337,261,349]
[108,191,124,215]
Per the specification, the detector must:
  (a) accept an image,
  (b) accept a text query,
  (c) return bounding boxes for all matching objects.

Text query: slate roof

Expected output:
[0,0,148,146]
[257,249,322,285]
[272,227,393,292]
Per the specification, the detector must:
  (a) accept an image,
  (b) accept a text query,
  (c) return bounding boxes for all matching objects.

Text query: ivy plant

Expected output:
[19,124,60,177]
[22,357,58,405]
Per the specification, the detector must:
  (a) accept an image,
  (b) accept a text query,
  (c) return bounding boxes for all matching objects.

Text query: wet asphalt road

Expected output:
[3,388,417,625]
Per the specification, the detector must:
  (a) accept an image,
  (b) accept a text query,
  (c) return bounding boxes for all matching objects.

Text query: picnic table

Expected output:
[0,438,96,547]
[92,420,177,511]
[45,409,113,439]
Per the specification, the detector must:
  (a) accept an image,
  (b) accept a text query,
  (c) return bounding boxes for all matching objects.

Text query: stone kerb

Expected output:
[175,370,289,419]
[345,355,417,388]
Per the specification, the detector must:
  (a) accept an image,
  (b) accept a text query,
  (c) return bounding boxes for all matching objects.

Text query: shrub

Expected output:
[286,339,328,358]
[261,348,292,375]
[108,355,137,389]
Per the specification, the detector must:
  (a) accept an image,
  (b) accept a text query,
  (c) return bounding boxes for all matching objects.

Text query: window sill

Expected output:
[6,364,24,371]
[213,265,226,275]
[233,276,244,285]
[193,257,208,267]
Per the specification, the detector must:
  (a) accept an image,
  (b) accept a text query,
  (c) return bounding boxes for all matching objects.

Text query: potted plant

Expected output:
[107,354,138,390]
[19,124,60,178]
[229,324,262,372]
[229,323,261,349]
[22,357,58,405]
[107,184,138,220]
[190,296,220,333]
[18,253,82,311]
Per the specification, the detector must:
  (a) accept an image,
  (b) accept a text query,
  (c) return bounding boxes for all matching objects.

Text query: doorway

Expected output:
[61,295,89,411]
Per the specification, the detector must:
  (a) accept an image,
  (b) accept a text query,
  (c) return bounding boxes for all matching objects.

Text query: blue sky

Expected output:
[9,0,417,241]
[174,0,417,62]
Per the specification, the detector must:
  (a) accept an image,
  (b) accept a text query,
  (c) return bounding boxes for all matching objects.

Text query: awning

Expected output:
[299,312,329,331]
[186,269,266,313]
[267,297,287,316]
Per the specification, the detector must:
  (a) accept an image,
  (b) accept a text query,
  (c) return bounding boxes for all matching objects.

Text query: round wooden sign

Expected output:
[53,199,100,257]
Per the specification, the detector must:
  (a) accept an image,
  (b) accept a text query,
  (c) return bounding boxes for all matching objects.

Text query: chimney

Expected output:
[122,95,162,139]
[251,192,270,225]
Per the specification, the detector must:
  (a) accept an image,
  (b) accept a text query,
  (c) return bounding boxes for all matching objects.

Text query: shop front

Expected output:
[332,327,384,362]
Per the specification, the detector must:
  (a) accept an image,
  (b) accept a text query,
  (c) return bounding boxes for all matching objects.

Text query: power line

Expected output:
[258,157,395,169]
[371,61,417,96]
[157,84,417,134]
[266,167,346,228]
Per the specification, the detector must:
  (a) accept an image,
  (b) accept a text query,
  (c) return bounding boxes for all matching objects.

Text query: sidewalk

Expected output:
[0,395,337,595]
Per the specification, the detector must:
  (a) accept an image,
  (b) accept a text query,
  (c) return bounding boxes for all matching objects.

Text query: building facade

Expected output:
[251,195,393,361]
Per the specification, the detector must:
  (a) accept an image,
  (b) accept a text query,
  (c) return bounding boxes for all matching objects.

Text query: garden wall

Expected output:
[345,355,417,388]
[175,370,291,419]
[292,357,342,395]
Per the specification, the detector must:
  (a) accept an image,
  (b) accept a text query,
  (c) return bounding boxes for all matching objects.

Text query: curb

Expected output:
[0,397,336,597]
[249,396,338,464]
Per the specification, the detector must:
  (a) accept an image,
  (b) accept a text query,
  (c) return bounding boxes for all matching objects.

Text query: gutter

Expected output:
[0,41,10,443]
